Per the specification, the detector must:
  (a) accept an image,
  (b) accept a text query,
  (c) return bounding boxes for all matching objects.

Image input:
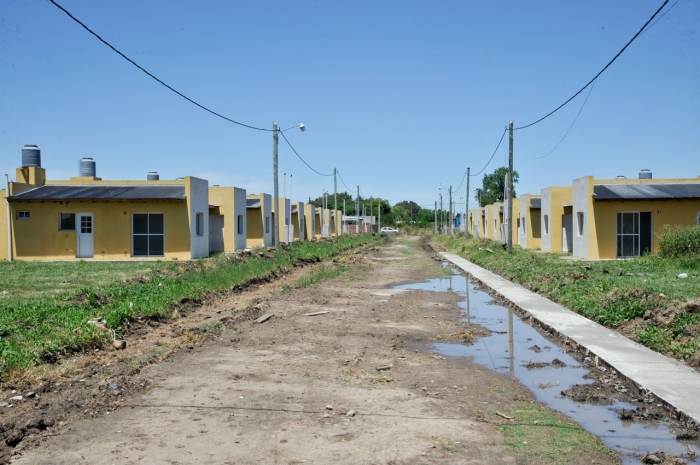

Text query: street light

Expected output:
[273,121,305,247]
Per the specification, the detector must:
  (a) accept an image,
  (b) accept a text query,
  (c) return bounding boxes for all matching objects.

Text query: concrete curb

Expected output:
[439,251,700,427]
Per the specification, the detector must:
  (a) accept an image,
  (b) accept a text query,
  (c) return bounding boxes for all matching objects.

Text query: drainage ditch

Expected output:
[396,266,700,464]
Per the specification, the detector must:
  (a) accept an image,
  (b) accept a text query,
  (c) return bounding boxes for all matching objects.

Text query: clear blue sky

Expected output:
[2,0,698,210]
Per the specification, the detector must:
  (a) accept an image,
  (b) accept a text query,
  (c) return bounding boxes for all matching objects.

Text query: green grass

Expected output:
[0,234,381,380]
[496,405,614,464]
[434,235,700,361]
[283,265,350,292]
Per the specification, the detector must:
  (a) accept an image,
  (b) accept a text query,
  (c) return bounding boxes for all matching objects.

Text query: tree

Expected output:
[474,167,519,207]
[393,201,421,220]
[308,191,353,211]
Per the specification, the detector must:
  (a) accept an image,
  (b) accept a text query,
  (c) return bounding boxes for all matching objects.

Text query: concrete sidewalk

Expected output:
[440,252,700,426]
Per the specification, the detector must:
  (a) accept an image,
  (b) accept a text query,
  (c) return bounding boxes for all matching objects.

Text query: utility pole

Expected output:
[466,167,470,237]
[273,121,280,248]
[333,168,338,238]
[449,185,453,236]
[439,184,443,234]
[378,200,381,231]
[434,201,437,234]
[507,120,514,254]
[356,185,360,235]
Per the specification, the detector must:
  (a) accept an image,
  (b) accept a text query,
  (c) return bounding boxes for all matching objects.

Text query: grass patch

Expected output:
[434,235,700,362]
[283,265,350,292]
[0,234,381,380]
[496,405,614,464]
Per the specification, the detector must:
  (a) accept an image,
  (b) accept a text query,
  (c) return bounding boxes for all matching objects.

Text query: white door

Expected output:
[77,213,94,258]
[562,214,573,253]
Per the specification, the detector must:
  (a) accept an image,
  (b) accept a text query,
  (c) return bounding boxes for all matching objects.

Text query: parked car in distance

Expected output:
[380,227,399,234]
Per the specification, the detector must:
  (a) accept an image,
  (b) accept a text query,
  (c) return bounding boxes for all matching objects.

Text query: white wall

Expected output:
[541,188,553,252]
[572,177,590,259]
[188,176,209,259]
[233,187,247,251]
[261,193,272,247]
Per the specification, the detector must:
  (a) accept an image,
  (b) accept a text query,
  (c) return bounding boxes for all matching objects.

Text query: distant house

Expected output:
[291,202,305,242]
[1,146,208,261]
[540,186,573,253]
[246,194,272,248]
[518,194,541,250]
[209,186,247,253]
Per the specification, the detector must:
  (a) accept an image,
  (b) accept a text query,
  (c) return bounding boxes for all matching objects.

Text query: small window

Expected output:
[522,218,527,234]
[494,219,497,233]
[516,218,520,230]
[196,212,204,236]
[237,215,243,235]
[60,213,76,231]
[577,212,585,236]
[543,215,549,235]
[265,216,270,233]
[16,211,30,220]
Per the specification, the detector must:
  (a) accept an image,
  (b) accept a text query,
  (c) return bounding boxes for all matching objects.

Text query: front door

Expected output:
[77,213,94,258]
[562,214,573,253]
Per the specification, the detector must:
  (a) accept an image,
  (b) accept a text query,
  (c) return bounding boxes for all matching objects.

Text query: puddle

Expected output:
[395,269,700,464]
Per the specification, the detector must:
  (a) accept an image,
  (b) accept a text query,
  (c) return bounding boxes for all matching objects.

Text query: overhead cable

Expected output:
[279,131,333,177]
[469,127,508,177]
[514,0,670,131]
[49,0,271,132]
[454,170,468,192]
[336,170,354,192]
[533,78,597,160]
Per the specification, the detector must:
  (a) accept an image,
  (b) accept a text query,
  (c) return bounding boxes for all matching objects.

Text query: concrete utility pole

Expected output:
[356,185,360,235]
[449,185,453,236]
[333,168,338,238]
[466,167,470,237]
[439,184,443,234]
[434,201,437,234]
[273,121,280,248]
[507,120,514,254]
[378,200,381,231]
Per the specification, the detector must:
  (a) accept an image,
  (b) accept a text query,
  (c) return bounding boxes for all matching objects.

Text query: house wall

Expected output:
[493,203,502,242]
[592,199,700,259]
[209,186,247,252]
[8,199,190,260]
[293,202,305,241]
[541,187,573,253]
[573,177,593,259]
[246,193,272,247]
[0,190,8,260]
[186,177,209,259]
[273,198,292,243]
[304,204,316,240]
[518,194,541,250]
[315,210,323,239]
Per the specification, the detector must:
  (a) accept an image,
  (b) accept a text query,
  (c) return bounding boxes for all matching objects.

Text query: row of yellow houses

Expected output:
[467,170,700,260]
[0,146,344,261]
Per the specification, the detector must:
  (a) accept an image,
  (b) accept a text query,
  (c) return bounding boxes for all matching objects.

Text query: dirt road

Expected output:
[7,237,616,464]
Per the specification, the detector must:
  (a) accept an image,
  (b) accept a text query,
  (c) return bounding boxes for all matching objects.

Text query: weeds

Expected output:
[0,234,380,380]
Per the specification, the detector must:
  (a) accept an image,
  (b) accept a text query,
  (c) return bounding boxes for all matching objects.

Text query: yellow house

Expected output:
[540,186,573,253]
[573,172,700,259]
[291,202,306,241]
[315,208,326,239]
[209,186,247,253]
[334,209,343,236]
[517,194,541,250]
[492,202,503,242]
[1,147,208,261]
[246,193,272,248]
[304,204,317,240]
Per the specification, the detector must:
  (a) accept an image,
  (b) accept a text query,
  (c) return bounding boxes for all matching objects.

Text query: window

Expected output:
[516,218,520,230]
[237,215,243,235]
[494,219,497,233]
[196,212,204,236]
[60,213,76,231]
[133,213,164,256]
[543,215,549,235]
[617,212,639,257]
[265,216,270,233]
[79,215,92,234]
[576,212,584,236]
[522,218,527,234]
[16,211,30,220]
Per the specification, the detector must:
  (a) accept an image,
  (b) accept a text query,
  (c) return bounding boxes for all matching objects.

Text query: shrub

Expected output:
[658,224,700,258]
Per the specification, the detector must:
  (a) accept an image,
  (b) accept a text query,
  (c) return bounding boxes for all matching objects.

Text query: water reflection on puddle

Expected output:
[395,269,700,464]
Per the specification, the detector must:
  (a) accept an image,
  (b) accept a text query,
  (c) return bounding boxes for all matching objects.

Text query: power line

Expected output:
[454,170,468,192]
[49,0,271,132]
[533,78,597,160]
[514,0,670,131]
[278,131,333,177]
[639,0,682,37]
[336,170,353,192]
[470,127,508,177]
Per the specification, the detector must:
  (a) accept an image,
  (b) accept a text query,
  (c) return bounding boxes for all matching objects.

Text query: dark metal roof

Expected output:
[593,183,700,200]
[246,198,261,209]
[8,185,185,201]
[530,198,541,209]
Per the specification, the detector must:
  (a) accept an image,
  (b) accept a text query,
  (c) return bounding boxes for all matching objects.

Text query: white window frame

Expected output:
[59,213,76,231]
[195,212,204,237]
[543,214,549,235]
[576,212,585,237]
[617,212,640,258]
[16,211,30,220]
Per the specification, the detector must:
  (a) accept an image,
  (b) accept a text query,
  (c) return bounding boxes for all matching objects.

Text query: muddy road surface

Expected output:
[6,237,616,465]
